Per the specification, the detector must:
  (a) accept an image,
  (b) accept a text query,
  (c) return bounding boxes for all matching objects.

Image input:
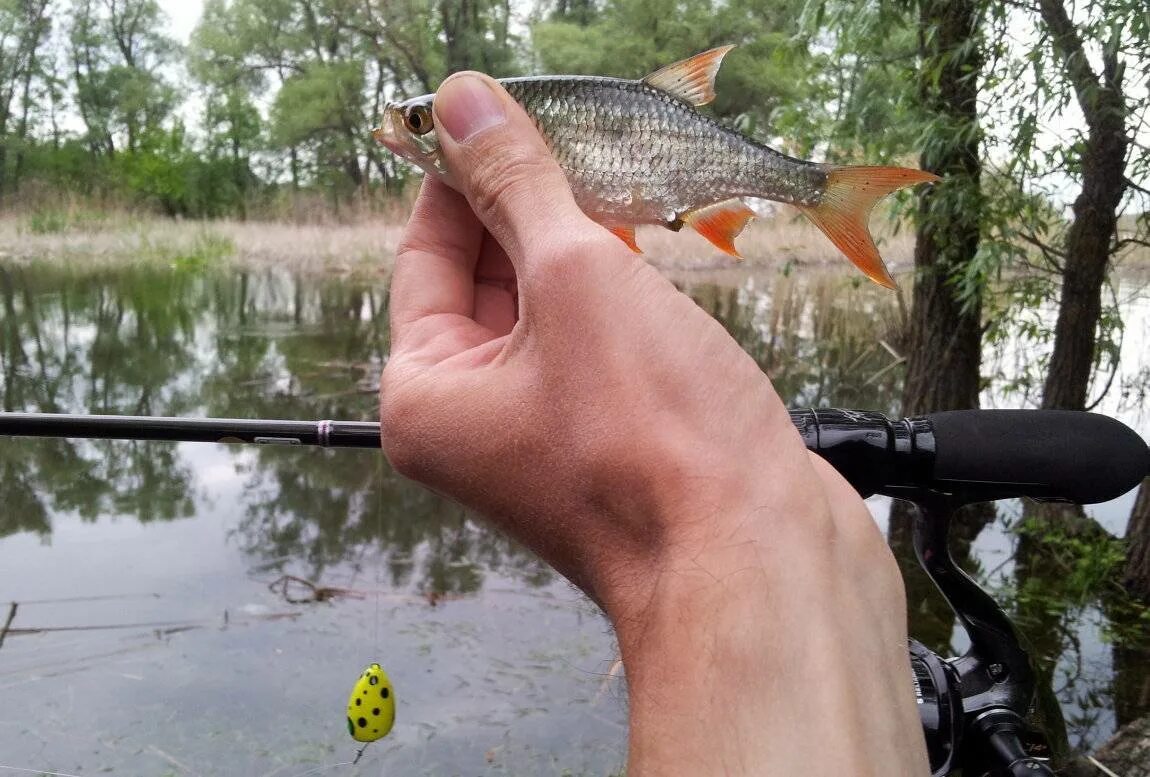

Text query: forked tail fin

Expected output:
[797,166,939,289]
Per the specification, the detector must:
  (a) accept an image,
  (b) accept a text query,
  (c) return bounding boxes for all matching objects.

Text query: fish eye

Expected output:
[404,105,433,136]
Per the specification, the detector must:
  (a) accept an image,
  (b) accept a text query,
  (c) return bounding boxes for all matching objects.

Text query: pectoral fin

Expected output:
[608,225,642,253]
[682,199,756,258]
[642,45,735,107]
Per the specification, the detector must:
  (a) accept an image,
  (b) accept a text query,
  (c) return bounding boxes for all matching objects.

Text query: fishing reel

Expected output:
[910,638,1053,776]
[894,492,1056,777]
[787,408,1149,776]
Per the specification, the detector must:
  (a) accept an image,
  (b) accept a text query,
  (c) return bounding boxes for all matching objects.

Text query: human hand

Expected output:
[380,72,929,774]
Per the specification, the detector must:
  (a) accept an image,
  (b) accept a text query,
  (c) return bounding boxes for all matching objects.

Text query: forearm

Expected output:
[613,493,929,776]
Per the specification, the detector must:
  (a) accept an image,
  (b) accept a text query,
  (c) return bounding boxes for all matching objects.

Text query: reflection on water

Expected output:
[0,261,1147,773]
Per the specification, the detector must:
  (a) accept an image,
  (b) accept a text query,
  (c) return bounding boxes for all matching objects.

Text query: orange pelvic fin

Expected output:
[798,166,940,290]
[608,225,642,253]
[683,199,756,258]
[642,45,735,107]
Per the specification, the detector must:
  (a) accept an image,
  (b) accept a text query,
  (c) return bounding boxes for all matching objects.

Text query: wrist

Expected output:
[595,479,930,775]
[592,452,835,638]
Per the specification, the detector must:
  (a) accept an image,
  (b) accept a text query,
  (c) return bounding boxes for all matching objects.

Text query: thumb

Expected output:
[431,72,597,267]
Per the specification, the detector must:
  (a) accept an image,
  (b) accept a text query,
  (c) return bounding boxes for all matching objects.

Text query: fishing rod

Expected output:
[0,413,382,449]
[1,408,1146,504]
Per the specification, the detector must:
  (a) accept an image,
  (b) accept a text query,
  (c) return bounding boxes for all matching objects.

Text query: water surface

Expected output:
[0,261,1147,774]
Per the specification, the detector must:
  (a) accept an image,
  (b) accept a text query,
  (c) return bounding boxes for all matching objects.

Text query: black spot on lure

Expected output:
[374,45,938,289]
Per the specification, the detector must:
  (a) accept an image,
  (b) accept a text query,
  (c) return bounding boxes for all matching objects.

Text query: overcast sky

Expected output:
[159,0,203,43]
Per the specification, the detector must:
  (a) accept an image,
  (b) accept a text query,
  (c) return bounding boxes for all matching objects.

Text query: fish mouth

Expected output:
[372,107,404,155]
[373,100,449,180]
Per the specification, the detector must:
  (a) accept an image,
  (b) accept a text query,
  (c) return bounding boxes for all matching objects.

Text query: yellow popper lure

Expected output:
[346,663,395,764]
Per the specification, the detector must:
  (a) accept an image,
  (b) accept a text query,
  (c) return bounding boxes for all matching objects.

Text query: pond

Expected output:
[0,259,1147,776]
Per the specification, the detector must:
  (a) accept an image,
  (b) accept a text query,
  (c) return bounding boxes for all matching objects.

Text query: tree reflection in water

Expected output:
[0,260,1147,756]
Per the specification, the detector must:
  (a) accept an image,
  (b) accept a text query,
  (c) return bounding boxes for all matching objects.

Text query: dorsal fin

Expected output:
[641,45,735,107]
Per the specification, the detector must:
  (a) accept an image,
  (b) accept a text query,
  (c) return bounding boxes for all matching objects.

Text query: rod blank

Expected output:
[0,413,382,448]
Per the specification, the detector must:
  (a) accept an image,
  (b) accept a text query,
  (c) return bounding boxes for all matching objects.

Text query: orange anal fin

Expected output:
[683,199,756,259]
[799,166,940,290]
[608,225,642,253]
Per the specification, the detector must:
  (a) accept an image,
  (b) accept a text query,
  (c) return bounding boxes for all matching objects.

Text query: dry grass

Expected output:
[0,206,919,283]
[639,211,918,279]
[0,215,404,275]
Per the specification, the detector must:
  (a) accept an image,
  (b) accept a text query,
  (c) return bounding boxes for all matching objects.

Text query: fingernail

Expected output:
[435,74,506,143]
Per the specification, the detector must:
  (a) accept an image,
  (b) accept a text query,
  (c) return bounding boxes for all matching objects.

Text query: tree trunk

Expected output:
[1036,0,1129,411]
[889,0,991,646]
[1125,478,1150,601]
[1112,634,1150,729]
[1038,127,1126,410]
[13,59,36,187]
[901,0,984,418]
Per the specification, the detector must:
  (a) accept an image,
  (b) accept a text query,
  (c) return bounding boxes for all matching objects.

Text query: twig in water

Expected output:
[18,593,161,605]
[148,744,203,777]
[878,339,903,360]
[865,356,907,386]
[0,602,17,651]
[267,575,364,604]
[1088,756,1123,777]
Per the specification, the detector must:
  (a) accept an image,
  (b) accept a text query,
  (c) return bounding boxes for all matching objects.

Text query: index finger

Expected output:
[389,176,484,350]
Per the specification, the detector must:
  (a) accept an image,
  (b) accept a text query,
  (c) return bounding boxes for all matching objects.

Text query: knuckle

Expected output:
[466,143,558,228]
[393,230,424,263]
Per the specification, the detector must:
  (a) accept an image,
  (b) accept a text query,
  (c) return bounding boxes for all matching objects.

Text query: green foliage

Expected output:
[797,0,921,162]
[1001,515,1150,646]
[271,63,365,149]
[68,0,180,154]
[152,230,236,271]
[532,0,824,148]
[26,209,69,234]
[974,0,1149,405]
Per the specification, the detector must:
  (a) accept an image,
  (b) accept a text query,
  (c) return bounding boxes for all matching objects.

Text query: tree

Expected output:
[532,0,822,140]
[0,0,52,195]
[900,0,985,417]
[979,0,1148,412]
[189,0,264,213]
[68,0,178,156]
[1033,0,1144,412]
[440,0,515,76]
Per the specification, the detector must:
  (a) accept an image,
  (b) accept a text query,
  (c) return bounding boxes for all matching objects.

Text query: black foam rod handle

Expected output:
[927,410,1150,505]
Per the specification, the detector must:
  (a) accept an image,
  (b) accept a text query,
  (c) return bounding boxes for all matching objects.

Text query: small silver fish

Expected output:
[374,45,937,288]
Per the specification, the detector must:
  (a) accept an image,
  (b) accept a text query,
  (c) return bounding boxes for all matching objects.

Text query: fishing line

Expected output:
[280,761,356,777]
[373,458,383,668]
[371,455,387,774]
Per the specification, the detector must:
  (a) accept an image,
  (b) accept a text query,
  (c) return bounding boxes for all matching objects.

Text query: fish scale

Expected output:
[504,76,801,224]
[374,45,939,289]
